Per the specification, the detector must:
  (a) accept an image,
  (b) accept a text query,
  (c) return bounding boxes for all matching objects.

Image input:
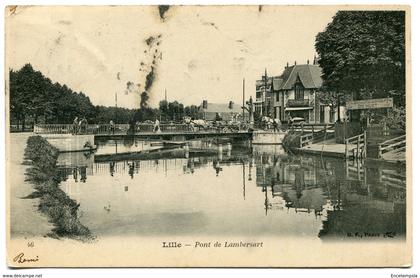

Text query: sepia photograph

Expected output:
[4,4,412,268]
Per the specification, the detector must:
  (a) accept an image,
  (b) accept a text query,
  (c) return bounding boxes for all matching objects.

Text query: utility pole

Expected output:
[337,91,341,122]
[162,88,168,122]
[242,78,245,122]
[115,92,118,123]
[264,68,268,117]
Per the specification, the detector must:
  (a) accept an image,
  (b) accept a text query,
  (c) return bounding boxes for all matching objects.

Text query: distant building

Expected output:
[256,59,346,123]
[197,100,246,121]
[255,70,275,118]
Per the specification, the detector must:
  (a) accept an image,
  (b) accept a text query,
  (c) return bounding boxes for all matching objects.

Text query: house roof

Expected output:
[278,64,322,90]
[273,77,284,90]
[199,103,243,113]
[256,76,274,87]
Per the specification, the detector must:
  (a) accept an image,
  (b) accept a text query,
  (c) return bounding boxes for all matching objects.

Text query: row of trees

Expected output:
[314,11,406,128]
[10,64,96,129]
[158,100,200,122]
[9,64,201,130]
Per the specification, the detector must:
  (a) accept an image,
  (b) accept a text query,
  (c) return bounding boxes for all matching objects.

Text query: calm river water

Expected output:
[57,138,406,240]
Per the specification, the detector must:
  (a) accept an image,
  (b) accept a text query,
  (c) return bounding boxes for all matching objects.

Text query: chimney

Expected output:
[294,61,297,65]
[202,100,208,109]
[229,101,234,109]
[286,62,289,68]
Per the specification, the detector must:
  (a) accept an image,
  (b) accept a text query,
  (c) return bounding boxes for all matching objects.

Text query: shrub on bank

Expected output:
[282,131,302,151]
[23,136,93,241]
[24,136,59,166]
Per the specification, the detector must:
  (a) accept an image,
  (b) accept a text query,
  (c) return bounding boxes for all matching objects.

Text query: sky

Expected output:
[6,6,338,108]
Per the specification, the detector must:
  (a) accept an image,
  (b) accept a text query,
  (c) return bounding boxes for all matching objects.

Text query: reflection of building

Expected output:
[57,151,94,175]
[253,152,407,233]
[58,166,89,183]
[256,154,325,213]
[57,152,94,183]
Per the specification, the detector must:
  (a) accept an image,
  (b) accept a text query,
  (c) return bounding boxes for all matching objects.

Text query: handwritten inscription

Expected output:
[13,252,39,264]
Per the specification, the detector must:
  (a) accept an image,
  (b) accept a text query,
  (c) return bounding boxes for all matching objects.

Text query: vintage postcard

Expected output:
[5,5,411,267]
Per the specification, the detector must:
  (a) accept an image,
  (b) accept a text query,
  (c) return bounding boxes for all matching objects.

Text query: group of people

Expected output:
[72,116,88,135]
[261,115,282,131]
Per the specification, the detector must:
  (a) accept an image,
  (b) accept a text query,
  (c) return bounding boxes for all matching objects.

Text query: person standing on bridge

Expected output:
[109,120,115,134]
[72,116,79,135]
[153,118,161,133]
[80,117,88,134]
[273,118,280,132]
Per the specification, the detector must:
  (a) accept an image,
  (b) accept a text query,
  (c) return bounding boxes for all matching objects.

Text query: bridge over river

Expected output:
[34,123,253,141]
[32,122,405,167]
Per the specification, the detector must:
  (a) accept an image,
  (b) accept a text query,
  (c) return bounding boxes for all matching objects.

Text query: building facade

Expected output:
[255,72,274,118]
[256,61,345,124]
[198,100,247,121]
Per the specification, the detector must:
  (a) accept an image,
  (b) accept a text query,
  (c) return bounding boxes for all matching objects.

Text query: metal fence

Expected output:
[33,123,248,135]
[34,124,130,135]
[10,125,34,132]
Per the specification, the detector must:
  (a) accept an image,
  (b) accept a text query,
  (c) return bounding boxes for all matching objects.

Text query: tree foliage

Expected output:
[184,105,199,119]
[10,64,96,128]
[315,11,405,107]
[9,64,204,129]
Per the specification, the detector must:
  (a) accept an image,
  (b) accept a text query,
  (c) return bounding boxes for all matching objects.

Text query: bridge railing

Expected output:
[299,133,314,148]
[134,123,192,133]
[10,124,34,132]
[34,123,250,135]
[34,124,72,134]
[378,134,406,158]
[344,131,367,159]
[289,123,335,133]
[34,124,130,135]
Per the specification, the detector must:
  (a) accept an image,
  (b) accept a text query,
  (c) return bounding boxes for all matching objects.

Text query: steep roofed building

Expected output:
[257,60,345,123]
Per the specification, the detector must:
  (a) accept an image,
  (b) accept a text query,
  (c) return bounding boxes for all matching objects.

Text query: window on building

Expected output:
[294,79,304,100]
[276,92,279,102]
[256,91,262,99]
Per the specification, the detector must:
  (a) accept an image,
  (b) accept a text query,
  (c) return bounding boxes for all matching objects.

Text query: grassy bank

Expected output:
[282,131,302,152]
[23,136,93,241]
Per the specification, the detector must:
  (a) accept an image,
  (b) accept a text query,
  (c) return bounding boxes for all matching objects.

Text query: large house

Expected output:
[256,60,346,124]
[197,100,246,121]
[255,70,275,118]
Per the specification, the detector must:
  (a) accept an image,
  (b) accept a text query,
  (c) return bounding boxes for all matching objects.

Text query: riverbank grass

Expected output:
[23,136,93,241]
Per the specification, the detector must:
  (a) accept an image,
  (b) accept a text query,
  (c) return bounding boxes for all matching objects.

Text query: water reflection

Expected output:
[57,139,406,239]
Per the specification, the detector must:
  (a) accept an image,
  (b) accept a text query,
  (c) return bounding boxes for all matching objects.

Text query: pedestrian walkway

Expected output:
[294,141,358,158]
[382,150,405,162]
[8,133,53,238]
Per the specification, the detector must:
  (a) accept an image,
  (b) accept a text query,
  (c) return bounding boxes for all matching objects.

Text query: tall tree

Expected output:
[9,64,48,129]
[315,11,405,107]
[159,100,169,121]
[167,101,184,121]
[184,105,199,119]
[9,64,198,128]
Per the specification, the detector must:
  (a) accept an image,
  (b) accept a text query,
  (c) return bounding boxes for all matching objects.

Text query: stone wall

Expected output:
[41,134,95,152]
